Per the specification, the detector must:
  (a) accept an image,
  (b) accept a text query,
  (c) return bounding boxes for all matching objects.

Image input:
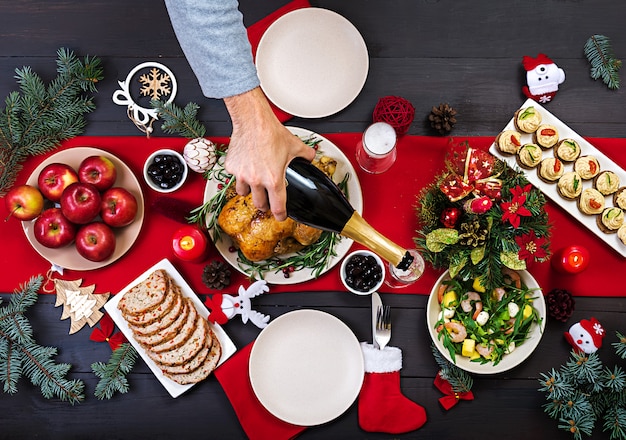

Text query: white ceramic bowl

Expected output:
[427,269,546,374]
[340,250,385,295]
[143,149,188,193]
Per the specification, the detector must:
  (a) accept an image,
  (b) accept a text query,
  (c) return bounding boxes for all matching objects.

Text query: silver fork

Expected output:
[375,305,391,350]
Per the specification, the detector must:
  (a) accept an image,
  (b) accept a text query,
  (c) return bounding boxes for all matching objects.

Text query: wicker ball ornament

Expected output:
[183,137,217,173]
[372,96,415,136]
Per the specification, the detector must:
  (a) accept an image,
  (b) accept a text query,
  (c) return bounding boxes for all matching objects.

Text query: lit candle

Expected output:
[551,245,590,274]
[172,226,208,263]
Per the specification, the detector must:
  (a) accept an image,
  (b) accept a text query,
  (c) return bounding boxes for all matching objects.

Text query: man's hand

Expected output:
[224,87,316,221]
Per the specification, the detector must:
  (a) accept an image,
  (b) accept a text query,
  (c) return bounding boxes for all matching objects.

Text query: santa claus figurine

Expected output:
[564,317,605,354]
[522,53,566,103]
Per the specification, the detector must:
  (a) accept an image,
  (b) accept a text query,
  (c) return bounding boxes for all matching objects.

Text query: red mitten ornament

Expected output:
[564,317,605,354]
[522,53,565,104]
[358,343,427,434]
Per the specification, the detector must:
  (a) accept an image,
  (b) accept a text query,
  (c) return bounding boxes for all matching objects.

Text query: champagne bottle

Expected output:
[285,157,413,270]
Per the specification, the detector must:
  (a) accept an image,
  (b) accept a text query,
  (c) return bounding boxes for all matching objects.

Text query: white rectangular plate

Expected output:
[490,98,626,258]
[104,258,237,398]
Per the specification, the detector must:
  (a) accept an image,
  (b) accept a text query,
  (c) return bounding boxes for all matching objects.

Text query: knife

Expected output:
[371,291,382,348]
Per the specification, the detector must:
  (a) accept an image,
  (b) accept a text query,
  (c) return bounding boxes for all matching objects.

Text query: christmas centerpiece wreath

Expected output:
[415,140,551,291]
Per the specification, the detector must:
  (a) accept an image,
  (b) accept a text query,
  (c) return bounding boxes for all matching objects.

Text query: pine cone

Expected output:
[545,289,575,322]
[202,260,231,290]
[429,103,457,134]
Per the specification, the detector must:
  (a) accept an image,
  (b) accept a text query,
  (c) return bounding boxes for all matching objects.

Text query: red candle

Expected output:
[172,226,208,263]
[552,245,590,274]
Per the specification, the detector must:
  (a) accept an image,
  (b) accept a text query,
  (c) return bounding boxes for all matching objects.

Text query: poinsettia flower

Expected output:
[501,194,532,229]
[515,230,548,262]
[90,313,127,351]
[510,184,532,198]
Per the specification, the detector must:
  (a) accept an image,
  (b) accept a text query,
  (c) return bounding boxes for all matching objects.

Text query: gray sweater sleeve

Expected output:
[164,0,260,99]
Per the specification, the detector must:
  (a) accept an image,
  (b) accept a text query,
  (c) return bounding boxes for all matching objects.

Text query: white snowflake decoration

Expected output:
[112,62,177,133]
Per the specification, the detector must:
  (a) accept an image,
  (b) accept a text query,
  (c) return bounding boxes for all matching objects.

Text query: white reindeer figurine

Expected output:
[206,280,271,329]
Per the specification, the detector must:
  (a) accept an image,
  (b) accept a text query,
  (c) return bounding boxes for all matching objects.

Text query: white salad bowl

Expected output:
[427,269,546,374]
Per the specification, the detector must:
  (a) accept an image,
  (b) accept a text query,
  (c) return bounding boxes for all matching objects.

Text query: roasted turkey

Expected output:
[217,156,337,262]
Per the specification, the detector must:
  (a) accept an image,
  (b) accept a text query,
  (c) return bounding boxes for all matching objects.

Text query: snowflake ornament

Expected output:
[112,62,177,134]
[139,67,172,100]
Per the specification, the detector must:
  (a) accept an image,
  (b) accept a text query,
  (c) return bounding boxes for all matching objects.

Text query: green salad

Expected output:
[434,269,542,366]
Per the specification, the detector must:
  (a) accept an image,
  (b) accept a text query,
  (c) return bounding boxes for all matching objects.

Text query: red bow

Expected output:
[90,313,127,351]
[204,293,229,325]
[433,372,474,410]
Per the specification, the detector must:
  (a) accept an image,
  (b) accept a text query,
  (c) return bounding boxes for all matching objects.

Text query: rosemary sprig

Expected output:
[236,230,340,279]
[187,149,231,241]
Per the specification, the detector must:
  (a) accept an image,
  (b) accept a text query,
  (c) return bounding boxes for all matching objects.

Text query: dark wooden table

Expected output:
[1,1,625,439]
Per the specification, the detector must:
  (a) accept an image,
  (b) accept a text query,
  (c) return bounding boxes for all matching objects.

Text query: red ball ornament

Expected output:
[440,207,461,228]
[372,96,415,136]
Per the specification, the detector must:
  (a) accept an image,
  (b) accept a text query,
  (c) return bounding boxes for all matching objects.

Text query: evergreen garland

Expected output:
[151,99,206,139]
[584,34,622,90]
[431,343,474,393]
[0,276,85,404]
[538,335,626,439]
[91,342,138,400]
[0,48,103,196]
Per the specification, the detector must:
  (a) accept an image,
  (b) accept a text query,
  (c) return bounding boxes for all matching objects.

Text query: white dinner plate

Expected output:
[203,126,363,284]
[256,8,369,118]
[24,147,145,270]
[249,309,364,426]
[104,258,237,398]
[427,269,546,374]
[490,99,626,258]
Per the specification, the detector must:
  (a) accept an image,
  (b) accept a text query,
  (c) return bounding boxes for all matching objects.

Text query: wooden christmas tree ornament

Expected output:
[53,279,110,334]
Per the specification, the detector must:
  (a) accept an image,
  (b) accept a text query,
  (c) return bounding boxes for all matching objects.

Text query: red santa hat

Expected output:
[579,317,605,350]
[522,53,555,72]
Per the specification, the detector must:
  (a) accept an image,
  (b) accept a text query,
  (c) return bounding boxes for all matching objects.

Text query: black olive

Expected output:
[147,153,184,189]
[344,253,383,292]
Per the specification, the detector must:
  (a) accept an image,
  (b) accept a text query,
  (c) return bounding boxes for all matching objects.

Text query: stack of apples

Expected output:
[5,155,138,262]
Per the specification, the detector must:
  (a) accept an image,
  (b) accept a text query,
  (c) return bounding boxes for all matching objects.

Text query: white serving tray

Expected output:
[490,99,626,258]
[104,258,237,398]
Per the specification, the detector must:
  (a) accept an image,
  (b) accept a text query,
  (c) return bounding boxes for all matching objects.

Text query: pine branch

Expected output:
[584,34,622,90]
[539,336,626,440]
[0,276,85,404]
[613,332,626,359]
[151,99,206,138]
[0,48,103,196]
[431,343,473,393]
[91,342,138,400]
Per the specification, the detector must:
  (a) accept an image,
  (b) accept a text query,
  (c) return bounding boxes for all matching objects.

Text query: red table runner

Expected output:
[1,134,625,297]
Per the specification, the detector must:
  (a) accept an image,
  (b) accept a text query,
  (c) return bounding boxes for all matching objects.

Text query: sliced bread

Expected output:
[164,335,222,385]
[147,314,208,366]
[118,269,169,316]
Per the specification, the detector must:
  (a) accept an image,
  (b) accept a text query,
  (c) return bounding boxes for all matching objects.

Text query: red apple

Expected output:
[33,207,76,248]
[4,184,44,221]
[37,163,79,202]
[78,155,117,191]
[60,182,101,224]
[100,187,138,227]
[75,222,116,262]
